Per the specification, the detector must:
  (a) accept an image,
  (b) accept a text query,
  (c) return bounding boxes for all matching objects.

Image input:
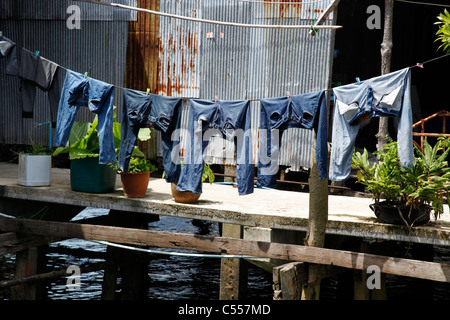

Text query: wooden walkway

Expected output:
[1,162,449,245]
[1,161,450,300]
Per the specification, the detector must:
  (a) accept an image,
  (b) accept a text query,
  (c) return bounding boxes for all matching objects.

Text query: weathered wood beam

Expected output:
[1,216,450,283]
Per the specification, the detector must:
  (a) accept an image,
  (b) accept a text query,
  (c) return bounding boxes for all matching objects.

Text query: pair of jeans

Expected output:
[176,99,254,195]
[0,35,18,76]
[118,88,182,183]
[257,90,328,187]
[18,48,61,125]
[53,69,116,164]
[329,68,413,181]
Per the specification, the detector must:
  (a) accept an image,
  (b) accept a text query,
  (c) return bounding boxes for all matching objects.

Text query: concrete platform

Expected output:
[1,162,450,246]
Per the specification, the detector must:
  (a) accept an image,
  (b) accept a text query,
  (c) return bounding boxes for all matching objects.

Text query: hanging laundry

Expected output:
[18,48,62,125]
[0,35,18,76]
[53,69,116,164]
[118,88,182,183]
[176,99,254,195]
[329,68,413,181]
[257,90,328,187]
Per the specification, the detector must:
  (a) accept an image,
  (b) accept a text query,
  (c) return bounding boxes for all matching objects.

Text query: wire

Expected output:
[95,240,259,259]
[234,0,329,4]
[74,0,342,30]
[395,0,449,8]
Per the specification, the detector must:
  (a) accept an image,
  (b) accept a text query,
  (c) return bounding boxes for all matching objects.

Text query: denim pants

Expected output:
[18,48,61,125]
[118,89,182,183]
[53,69,116,164]
[257,90,328,187]
[176,99,254,195]
[0,35,18,76]
[329,68,413,181]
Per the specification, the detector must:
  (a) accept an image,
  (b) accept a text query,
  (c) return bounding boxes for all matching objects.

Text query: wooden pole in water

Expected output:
[302,137,329,300]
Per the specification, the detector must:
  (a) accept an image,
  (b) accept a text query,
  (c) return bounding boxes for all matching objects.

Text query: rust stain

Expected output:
[157,22,199,96]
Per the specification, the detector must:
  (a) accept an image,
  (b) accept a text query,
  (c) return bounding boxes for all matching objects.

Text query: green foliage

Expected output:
[23,144,52,156]
[126,156,157,174]
[435,9,450,53]
[352,137,450,220]
[53,108,151,161]
[202,163,215,184]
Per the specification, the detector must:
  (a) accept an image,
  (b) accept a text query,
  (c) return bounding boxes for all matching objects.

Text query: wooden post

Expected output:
[10,247,46,300]
[273,262,308,300]
[302,137,329,300]
[377,0,394,151]
[219,223,247,300]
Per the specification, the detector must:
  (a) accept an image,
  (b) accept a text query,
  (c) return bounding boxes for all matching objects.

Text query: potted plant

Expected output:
[352,137,450,226]
[170,163,215,204]
[18,144,52,187]
[52,114,119,193]
[111,156,157,198]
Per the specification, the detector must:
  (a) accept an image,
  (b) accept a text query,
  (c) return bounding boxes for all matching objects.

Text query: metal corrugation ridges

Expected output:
[157,0,336,170]
[0,0,133,146]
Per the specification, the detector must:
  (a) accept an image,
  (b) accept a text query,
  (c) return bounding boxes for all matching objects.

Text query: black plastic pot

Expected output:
[369,202,431,226]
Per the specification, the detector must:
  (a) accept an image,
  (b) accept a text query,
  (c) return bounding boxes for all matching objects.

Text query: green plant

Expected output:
[435,9,450,53]
[23,144,52,156]
[163,162,215,184]
[53,109,150,160]
[352,137,450,220]
[123,156,157,174]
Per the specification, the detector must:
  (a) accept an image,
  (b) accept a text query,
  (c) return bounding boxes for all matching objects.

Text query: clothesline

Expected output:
[74,0,343,30]
[54,52,449,102]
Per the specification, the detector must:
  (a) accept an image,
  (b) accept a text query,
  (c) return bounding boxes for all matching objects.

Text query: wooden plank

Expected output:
[0,232,60,255]
[1,216,450,283]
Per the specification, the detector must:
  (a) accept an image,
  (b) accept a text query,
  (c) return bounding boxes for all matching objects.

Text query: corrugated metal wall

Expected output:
[158,0,337,171]
[0,0,136,146]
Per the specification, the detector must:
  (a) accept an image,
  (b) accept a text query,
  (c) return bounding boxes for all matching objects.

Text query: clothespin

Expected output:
[0,31,3,37]
[416,63,424,69]
[146,88,150,95]
[356,77,361,85]
[35,51,40,58]
[84,72,88,79]
[215,95,218,103]
[286,91,290,99]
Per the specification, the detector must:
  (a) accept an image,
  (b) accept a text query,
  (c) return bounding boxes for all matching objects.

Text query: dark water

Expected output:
[2,207,450,300]
[30,207,273,300]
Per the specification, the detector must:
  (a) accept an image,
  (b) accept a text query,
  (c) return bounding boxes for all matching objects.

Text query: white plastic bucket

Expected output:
[18,154,52,186]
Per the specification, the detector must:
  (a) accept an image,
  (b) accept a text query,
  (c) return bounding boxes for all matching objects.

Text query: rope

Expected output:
[74,0,343,30]
[395,0,449,8]
[95,240,259,259]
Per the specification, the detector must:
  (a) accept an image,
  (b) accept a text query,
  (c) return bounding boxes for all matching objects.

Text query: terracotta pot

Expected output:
[171,183,201,203]
[120,171,150,198]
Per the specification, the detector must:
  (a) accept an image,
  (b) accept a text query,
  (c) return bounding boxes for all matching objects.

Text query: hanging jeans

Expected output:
[118,89,182,183]
[257,90,328,187]
[329,68,413,181]
[176,99,254,195]
[18,48,62,126]
[53,69,116,164]
[0,35,18,76]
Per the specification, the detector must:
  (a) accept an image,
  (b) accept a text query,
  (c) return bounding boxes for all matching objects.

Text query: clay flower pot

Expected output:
[120,171,150,198]
[171,183,201,203]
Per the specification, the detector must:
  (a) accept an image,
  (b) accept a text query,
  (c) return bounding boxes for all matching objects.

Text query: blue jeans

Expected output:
[118,88,182,183]
[257,90,328,187]
[176,99,254,195]
[53,70,116,164]
[329,68,413,181]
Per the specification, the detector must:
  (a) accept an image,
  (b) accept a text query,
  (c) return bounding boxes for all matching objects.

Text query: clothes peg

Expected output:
[215,96,218,103]
[416,63,424,68]
[356,77,361,85]
[0,31,3,37]
[146,88,150,95]
[286,91,290,99]
[35,51,40,58]
[84,72,88,79]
